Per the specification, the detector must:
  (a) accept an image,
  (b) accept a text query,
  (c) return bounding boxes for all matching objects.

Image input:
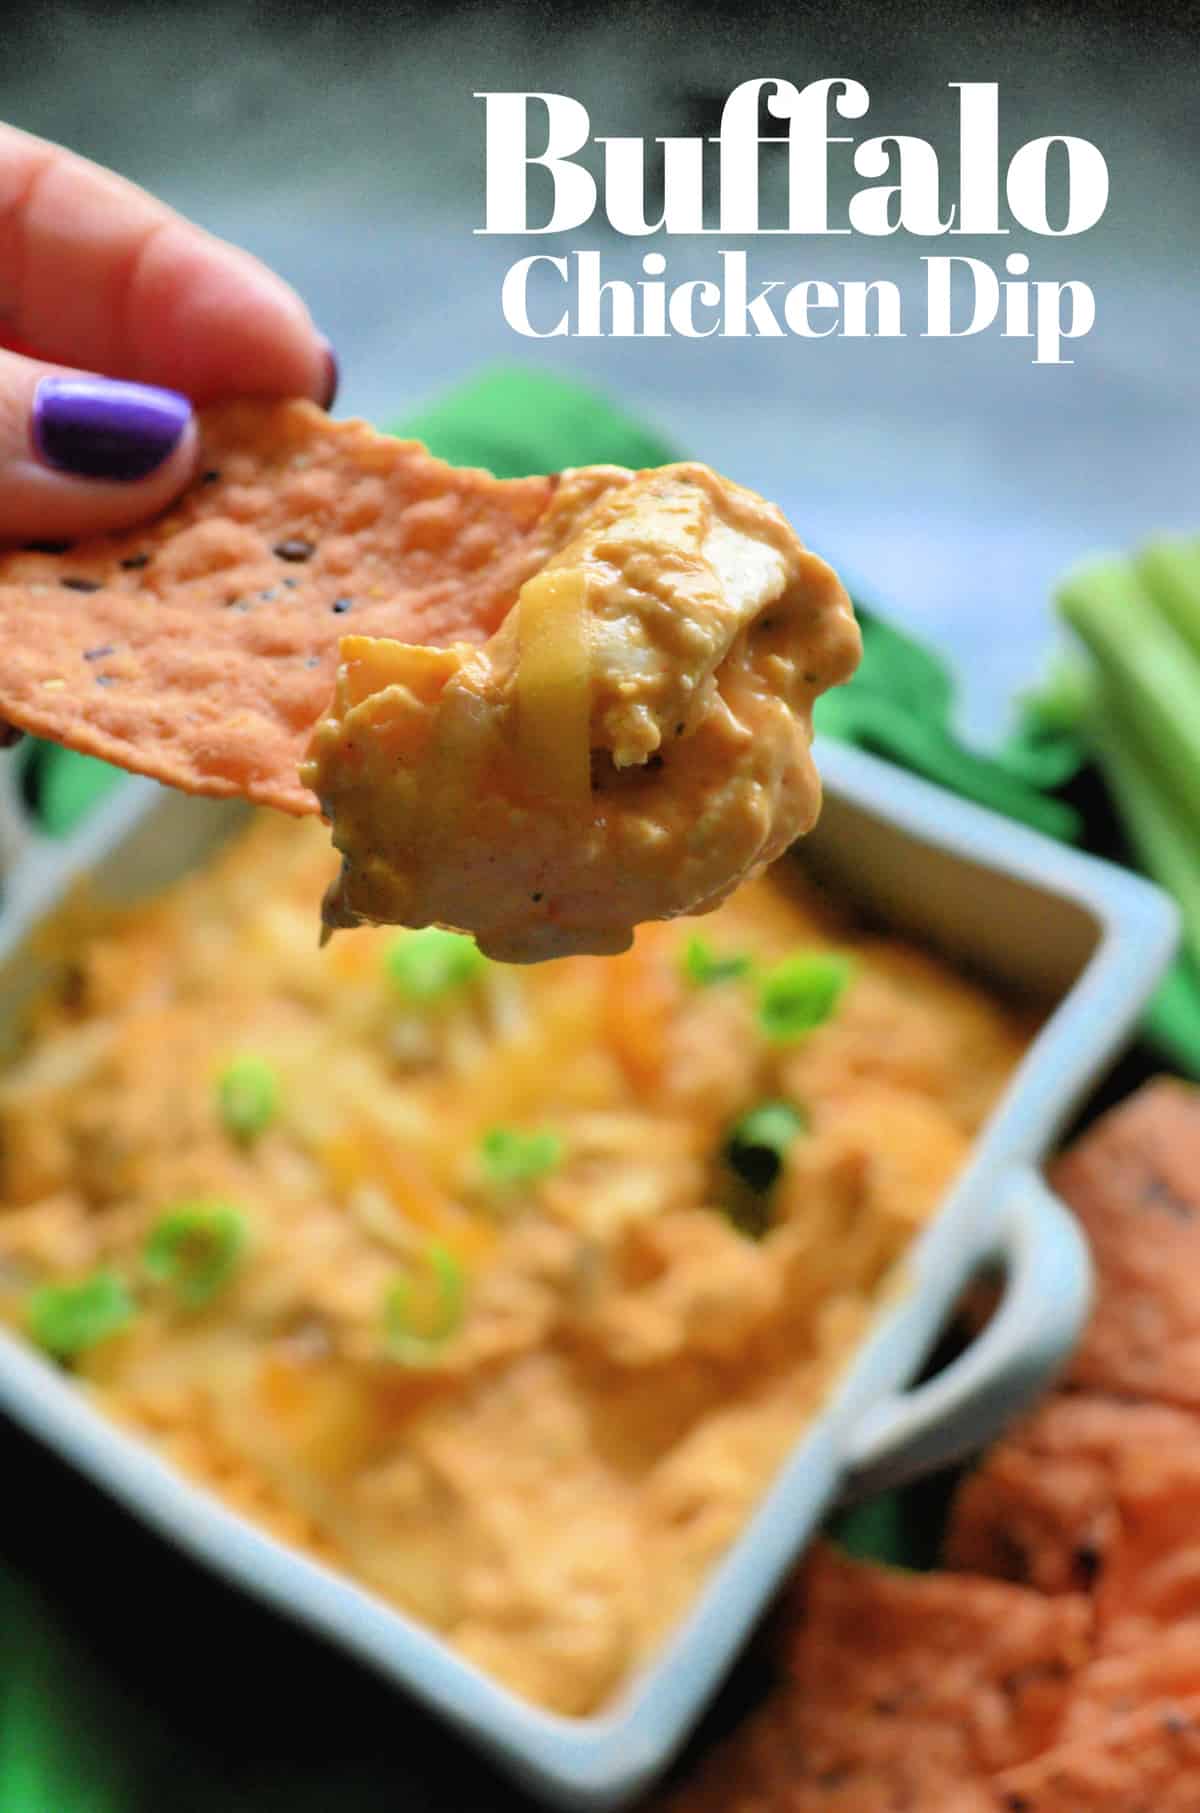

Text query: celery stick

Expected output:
[1091,693,1200,973]
[1058,560,1200,823]
[1138,538,1200,662]
[1019,656,1097,738]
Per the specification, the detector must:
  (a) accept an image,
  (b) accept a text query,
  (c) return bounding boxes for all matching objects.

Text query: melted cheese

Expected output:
[515,567,592,809]
[302,461,861,962]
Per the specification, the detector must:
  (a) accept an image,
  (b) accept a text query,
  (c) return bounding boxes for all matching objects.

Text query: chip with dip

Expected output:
[0,399,860,959]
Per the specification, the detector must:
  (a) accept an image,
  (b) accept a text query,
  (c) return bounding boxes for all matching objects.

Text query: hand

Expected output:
[0,122,335,546]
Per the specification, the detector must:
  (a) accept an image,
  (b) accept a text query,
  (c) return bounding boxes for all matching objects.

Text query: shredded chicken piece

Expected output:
[303,462,860,961]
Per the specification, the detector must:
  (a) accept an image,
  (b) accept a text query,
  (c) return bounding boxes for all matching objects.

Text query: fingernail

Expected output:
[317,336,339,411]
[32,377,192,482]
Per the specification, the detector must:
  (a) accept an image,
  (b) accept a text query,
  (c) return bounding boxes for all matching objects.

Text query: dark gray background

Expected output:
[3,0,1198,740]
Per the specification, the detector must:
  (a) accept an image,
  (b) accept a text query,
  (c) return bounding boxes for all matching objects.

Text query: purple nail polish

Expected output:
[32,377,191,482]
[317,336,339,411]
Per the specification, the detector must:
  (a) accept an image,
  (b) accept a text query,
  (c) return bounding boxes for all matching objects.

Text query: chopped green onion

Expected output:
[725,1100,807,1194]
[216,1053,279,1144]
[384,1242,466,1365]
[758,951,853,1042]
[28,1271,133,1362]
[478,1126,564,1188]
[681,935,753,988]
[144,1201,248,1309]
[385,928,487,1003]
[720,1100,808,1239]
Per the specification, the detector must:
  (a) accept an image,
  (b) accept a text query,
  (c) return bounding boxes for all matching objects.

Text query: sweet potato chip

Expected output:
[1049,1078,1200,1408]
[657,1688,997,1813]
[946,1393,1200,1595]
[1066,1629,1200,1742]
[989,1694,1200,1811]
[1094,1445,1200,1644]
[656,1544,1090,1812]
[0,399,554,813]
[777,1544,1090,1773]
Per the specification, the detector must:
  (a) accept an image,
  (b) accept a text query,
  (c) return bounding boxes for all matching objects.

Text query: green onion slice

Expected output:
[758,951,854,1042]
[680,935,752,988]
[28,1271,134,1362]
[144,1201,248,1309]
[478,1126,564,1188]
[385,928,487,1003]
[384,1242,467,1365]
[216,1054,279,1144]
[725,1100,807,1193]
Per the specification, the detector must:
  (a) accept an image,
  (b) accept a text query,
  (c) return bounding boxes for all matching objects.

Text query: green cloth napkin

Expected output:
[813,605,1083,843]
[0,364,1183,1812]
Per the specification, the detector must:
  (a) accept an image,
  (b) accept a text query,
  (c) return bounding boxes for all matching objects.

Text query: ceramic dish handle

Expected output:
[841,1164,1092,1501]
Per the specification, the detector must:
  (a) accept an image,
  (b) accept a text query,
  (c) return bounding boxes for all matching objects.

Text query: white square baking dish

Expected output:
[0,737,1178,1809]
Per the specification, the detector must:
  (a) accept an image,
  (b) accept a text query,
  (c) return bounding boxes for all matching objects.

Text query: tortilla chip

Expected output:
[945,1393,1200,1595]
[779,1545,1090,1771]
[657,1688,997,1813]
[656,1545,1090,1812]
[1093,1445,1200,1645]
[1066,1629,1200,1742]
[0,400,554,813]
[1049,1078,1200,1408]
[989,1694,1200,1811]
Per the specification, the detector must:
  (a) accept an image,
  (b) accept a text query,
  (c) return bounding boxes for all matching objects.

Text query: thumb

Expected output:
[0,352,197,545]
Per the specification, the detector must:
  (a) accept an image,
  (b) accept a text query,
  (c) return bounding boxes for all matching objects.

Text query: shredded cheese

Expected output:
[515,567,592,809]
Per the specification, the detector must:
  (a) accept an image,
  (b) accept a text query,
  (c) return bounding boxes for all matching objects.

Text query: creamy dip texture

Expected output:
[0,814,1028,1714]
[304,462,861,961]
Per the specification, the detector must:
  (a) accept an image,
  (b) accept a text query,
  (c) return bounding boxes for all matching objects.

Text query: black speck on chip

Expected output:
[1141,1173,1197,1220]
[331,596,353,614]
[95,674,117,687]
[1072,1543,1102,1588]
[83,644,116,662]
[258,587,279,602]
[305,655,321,669]
[120,552,151,570]
[274,537,315,563]
[531,891,543,903]
[24,539,73,555]
[200,468,221,485]
[283,577,299,589]
[61,577,102,594]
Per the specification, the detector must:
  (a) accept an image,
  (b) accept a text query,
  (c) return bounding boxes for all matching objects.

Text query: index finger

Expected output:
[0,123,331,405]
